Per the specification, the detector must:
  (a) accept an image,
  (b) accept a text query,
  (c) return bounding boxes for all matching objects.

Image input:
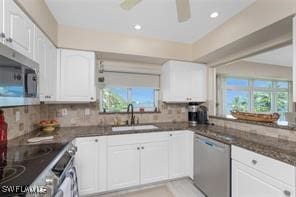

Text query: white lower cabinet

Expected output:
[75,131,193,195]
[107,131,193,191]
[168,131,192,179]
[140,141,169,184]
[75,137,107,196]
[107,144,140,190]
[232,146,295,197]
[232,160,295,197]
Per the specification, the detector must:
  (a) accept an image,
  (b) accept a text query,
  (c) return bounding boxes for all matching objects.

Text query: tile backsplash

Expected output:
[1,102,188,140]
[40,102,188,127]
[2,105,40,140]
[210,117,296,142]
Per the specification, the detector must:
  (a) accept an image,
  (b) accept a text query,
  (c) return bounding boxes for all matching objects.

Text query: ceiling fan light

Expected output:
[210,12,219,18]
[134,24,142,30]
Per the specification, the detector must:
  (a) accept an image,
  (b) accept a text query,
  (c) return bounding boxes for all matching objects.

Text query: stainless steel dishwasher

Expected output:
[194,134,230,197]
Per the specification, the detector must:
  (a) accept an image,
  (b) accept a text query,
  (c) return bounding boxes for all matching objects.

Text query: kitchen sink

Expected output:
[112,125,159,132]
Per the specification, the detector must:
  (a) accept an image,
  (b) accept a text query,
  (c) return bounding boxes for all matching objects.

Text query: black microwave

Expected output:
[0,43,39,107]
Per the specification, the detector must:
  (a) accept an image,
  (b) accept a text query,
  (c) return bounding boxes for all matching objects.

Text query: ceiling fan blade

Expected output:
[120,0,142,11]
[176,0,191,22]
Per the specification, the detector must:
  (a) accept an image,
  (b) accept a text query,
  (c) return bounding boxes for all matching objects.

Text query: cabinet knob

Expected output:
[251,159,257,165]
[90,97,94,100]
[169,134,172,137]
[284,190,291,196]
[141,147,144,150]
[6,37,13,43]
[137,147,140,150]
[95,139,98,142]
[0,32,5,38]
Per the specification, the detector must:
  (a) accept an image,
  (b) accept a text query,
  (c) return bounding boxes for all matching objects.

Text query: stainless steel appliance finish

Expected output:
[32,143,78,197]
[188,102,199,126]
[188,103,208,126]
[194,134,230,197]
[0,42,39,107]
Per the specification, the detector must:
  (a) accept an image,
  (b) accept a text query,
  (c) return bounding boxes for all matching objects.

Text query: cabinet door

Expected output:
[171,63,191,102]
[168,131,188,179]
[108,144,140,190]
[0,0,4,43]
[45,40,57,101]
[4,0,34,59]
[59,49,96,102]
[190,64,207,102]
[140,141,169,184]
[293,16,296,102]
[34,28,47,101]
[75,137,100,195]
[35,28,57,101]
[232,160,295,197]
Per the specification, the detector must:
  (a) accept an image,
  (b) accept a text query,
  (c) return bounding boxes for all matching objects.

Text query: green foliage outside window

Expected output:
[102,88,128,112]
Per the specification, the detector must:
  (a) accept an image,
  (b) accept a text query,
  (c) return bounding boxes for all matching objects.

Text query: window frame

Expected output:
[99,86,160,113]
[217,75,292,117]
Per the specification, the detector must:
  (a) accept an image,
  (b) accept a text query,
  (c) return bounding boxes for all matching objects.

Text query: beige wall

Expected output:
[216,60,292,81]
[58,25,193,62]
[15,0,296,64]
[192,0,296,62]
[15,0,58,44]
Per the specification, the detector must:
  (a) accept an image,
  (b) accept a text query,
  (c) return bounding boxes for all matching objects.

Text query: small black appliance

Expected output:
[188,102,208,126]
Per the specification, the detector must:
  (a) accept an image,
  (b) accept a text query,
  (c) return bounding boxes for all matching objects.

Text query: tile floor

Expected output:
[95,178,205,197]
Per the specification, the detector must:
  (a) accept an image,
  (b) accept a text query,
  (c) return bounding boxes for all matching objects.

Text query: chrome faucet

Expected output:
[127,104,135,125]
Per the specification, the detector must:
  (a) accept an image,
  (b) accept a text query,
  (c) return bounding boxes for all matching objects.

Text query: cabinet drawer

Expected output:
[232,145,295,186]
[107,132,169,146]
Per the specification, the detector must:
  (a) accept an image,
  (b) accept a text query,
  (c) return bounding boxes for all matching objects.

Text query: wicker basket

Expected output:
[231,110,280,123]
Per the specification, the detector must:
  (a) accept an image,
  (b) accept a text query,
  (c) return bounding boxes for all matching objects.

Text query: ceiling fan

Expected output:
[120,0,191,23]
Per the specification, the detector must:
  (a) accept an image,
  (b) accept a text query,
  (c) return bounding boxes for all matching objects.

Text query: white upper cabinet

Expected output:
[0,0,4,43]
[34,27,57,102]
[293,16,296,102]
[3,0,34,59]
[161,60,207,103]
[58,49,96,102]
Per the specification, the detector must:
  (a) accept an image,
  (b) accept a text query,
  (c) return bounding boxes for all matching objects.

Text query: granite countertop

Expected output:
[8,122,296,166]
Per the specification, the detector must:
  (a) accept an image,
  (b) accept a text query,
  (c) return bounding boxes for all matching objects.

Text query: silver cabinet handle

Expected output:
[284,190,291,196]
[0,32,5,38]
[6,37,13,43]
[252,159,257,165]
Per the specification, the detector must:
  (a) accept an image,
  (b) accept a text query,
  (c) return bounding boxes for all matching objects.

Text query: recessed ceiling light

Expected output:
[210,12,219,18]
[134,24,142,30]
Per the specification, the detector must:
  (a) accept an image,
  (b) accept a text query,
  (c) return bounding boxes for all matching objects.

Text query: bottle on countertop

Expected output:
[0,109,7,144]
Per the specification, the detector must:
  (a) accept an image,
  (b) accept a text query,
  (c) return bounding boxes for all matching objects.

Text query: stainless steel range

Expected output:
[0,142,77,197]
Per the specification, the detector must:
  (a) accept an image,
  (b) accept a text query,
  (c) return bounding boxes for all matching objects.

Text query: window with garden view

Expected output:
[219,77,291,120]
[101,86,159,112]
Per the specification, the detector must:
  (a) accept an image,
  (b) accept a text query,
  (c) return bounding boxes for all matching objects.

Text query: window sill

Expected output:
[99,111,161,115]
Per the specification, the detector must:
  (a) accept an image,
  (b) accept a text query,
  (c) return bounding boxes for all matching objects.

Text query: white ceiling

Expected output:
[244,45,293,67]
[45,0,255,43]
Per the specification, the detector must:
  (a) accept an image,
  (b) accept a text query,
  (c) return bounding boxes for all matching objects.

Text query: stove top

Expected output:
[0,143,67,196]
